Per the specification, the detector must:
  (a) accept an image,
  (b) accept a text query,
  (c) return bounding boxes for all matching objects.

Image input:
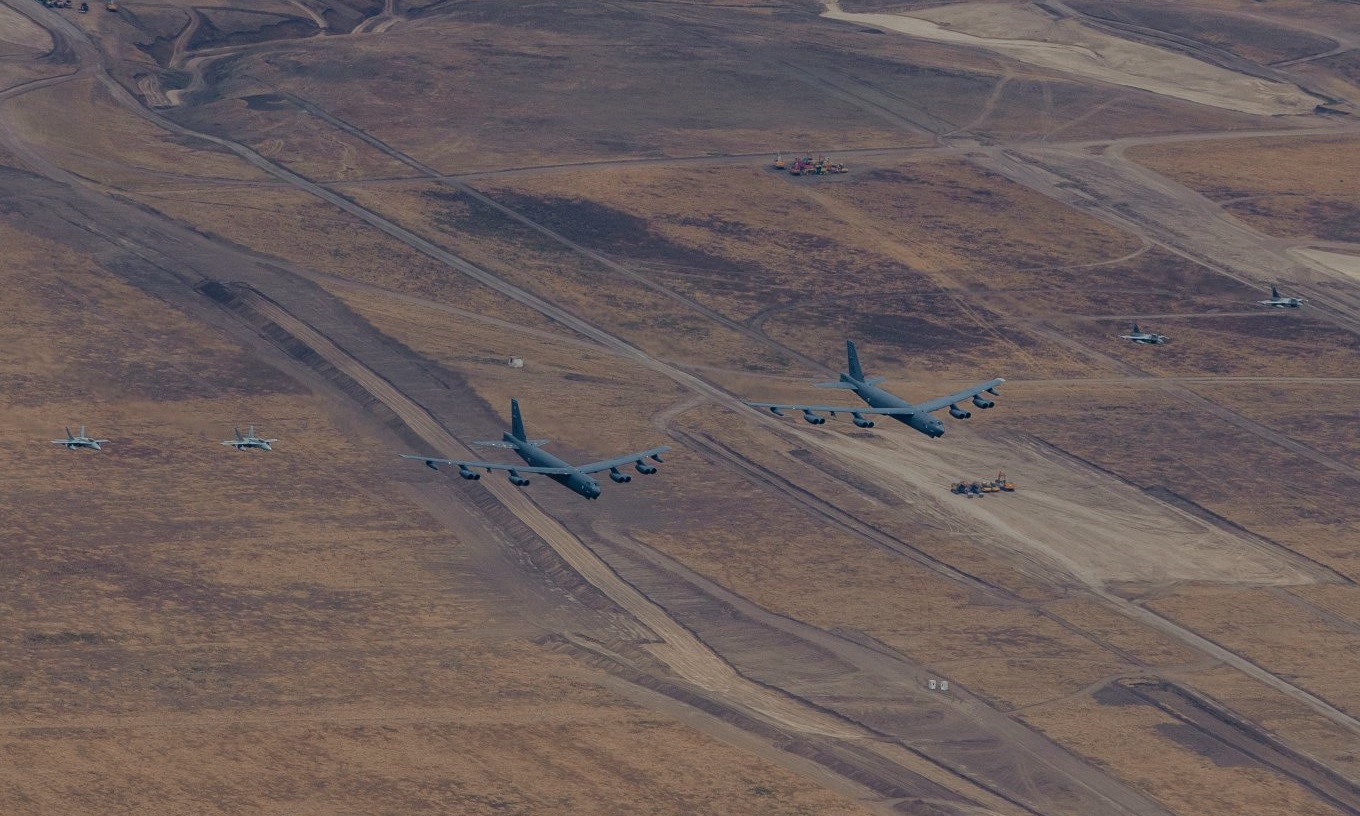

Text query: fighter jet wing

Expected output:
[398,454,573,474]
[911,378,1006,414]
[576,446,671,474]
[743,401,916,416]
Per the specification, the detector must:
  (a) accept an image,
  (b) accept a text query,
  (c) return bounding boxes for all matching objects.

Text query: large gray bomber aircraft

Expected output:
[744,340,1004,438]
[400,399,669,500]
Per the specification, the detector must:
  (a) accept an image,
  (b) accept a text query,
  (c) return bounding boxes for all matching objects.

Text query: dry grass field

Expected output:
[0,206,880,816]
[4,0,1360,813]
[1127,136,1360,241]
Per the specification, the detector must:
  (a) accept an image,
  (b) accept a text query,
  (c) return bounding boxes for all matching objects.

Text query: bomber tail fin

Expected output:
[66,427,73,440]
[846,340,865,381]
[510,398,527,441]
[1271,284,1281,298]
[1131,323,1141,334]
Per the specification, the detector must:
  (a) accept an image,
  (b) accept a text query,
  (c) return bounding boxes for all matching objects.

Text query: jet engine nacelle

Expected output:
[635,462,658,475]
[972,395,995,409]
[424,460,440,471]
[610,468,632,483]
[769,407,785,417]
[852,413,875,428]
[802,411,826,425]
[458,466,481,480]
[508,473,531,486]
[949,404,972,419]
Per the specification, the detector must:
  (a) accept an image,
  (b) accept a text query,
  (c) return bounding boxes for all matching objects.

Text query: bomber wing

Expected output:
[744,401,916,416]
[576,446,671,474]
[911,378,1006,414]
[398,454,573,475]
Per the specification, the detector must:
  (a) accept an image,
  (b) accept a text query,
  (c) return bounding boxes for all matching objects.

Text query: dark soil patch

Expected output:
[242,93,293,112]
[1084,248,1257,299]
[1154,722,1256,768]
[1317,49,1360,84]
[485,192,742,273]
[318,0,385,35]
[422,189,565,255]
[189,10,318,51]
[1093,681,1147,707]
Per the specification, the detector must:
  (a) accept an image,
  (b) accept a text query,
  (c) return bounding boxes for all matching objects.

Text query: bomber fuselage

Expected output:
[506,432,602,499]
[844,375,945,438]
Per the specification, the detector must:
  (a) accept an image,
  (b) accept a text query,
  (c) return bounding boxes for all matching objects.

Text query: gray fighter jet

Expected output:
[1259,285,1305,308]
[400,399,670,500]
[1119,323,1169,344]
[223,426,277,451]
[52,426,108,451]
[743,341,1004,439]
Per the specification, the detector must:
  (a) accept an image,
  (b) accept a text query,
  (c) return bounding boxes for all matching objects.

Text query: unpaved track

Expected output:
[1019,320,1360,484]
[1120,680,1360,815]
[1103,591,1360,738]
[272,90,834,375]
[14,0,1349,741]
[821,0,1319,115]
[237,289,1057,816]
[9,0,1360,802]
[588,521,1177,816]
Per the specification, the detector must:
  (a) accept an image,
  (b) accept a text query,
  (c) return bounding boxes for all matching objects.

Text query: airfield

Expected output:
[2,0,1360,813]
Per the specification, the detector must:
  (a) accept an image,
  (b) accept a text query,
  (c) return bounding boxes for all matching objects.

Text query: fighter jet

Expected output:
[1119,323,1169,344]
[400,399,670,500]
[51,426,109,451]
[742,340,1004,439]
[223,426,277,451]
[1259,285,1305,308]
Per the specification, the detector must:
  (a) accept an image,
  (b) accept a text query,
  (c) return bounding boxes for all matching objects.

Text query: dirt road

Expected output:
[6,0,1360,810]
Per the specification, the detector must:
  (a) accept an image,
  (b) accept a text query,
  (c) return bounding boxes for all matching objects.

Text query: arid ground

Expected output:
[3,0,1360,814]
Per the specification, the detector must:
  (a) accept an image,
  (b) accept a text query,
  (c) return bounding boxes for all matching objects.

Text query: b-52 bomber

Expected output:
[223,426,278,451]
[1119,323,1169,344]
[52,426,108,451]
[400,399,669,500]
[743,340,1004,439]
[1259,285,1305,308]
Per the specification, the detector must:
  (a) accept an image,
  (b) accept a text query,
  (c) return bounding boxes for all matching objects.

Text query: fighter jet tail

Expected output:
[846,340,866,381]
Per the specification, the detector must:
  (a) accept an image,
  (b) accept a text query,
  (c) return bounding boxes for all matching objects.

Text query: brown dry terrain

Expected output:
[1127,136,1360,241]
[3,0,1360,814]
